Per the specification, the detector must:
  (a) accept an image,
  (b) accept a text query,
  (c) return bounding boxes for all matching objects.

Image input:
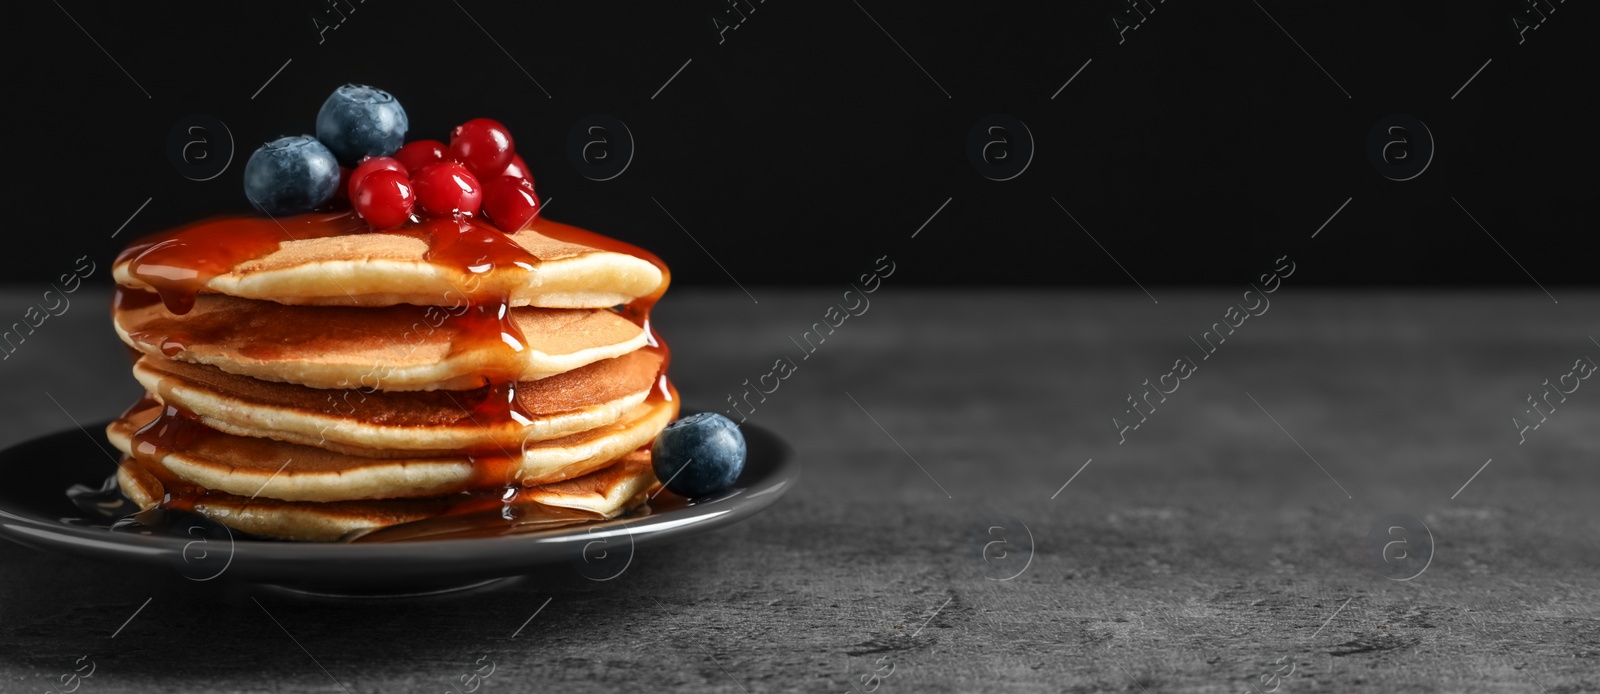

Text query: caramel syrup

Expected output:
[116,212,365,315]
[345,499,602,543]
[409,217,545,500]
[532,219,673,404]
[113,212,672,403]
[112,285,163,311]
[122,397,218,513]
[113,400,678,543]
[110,209,676,541]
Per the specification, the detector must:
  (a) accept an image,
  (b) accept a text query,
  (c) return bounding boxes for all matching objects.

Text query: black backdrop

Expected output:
[12,0,1593,288]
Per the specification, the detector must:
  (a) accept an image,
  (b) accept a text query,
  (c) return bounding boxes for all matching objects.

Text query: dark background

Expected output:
[12,0,1593,288]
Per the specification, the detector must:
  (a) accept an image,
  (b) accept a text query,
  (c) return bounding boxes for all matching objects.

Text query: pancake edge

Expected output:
[105,397,677,502]
[133,357,653,456]
[112,253,663,309]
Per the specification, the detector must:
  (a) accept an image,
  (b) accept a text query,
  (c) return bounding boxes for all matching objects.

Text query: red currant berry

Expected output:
[482,176,541,233]
[347,156,406,201]
[353,169,414,230]
[411,161,483,217]
[501,155,533,184]
[449,118,514,178]
[393,140,448,172]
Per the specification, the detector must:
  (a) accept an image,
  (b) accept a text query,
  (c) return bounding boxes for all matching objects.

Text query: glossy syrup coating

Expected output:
[127,93,672,539]
[113,209,674,541]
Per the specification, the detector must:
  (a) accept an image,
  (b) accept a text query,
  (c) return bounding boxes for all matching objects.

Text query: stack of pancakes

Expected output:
[107,214,675,541]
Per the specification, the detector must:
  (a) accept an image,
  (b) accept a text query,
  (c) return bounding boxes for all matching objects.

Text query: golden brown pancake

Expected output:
[106,396,677,502]
[131,351,663,455]
[112,218,663,308]
[115,294,647,390]
[117,450,658,542]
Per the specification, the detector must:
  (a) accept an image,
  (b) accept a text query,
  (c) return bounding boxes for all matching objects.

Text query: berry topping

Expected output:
[315,84,409,166]
[411,161,483,217]
[449,118,515,178]
[501,154,534,184]
[651,413,747,497]
[347,156,406,201]
[243,135,341,216]
[393,140,448,172]
[481,176,541,232]
[352,169,414,230]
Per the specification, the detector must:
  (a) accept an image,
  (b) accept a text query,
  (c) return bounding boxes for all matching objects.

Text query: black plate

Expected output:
[0,419,796,594]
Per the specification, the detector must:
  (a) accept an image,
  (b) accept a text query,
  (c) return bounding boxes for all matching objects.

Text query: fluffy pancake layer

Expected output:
[113,217,663,308]
[107,396,677,502]
[130,349,663,455]
[117,450,658,542]
[115,294,648,390]
[111,212,673,541]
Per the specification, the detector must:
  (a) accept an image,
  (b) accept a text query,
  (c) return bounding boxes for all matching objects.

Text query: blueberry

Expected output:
[651,412,747,497]
[315,84,409,165]
[242,135,340,215]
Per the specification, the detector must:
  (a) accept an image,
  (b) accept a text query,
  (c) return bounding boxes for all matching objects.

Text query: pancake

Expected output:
[112,215,664,309]
[131,350,663,455]
[106,395,677,502]
[115,294,648,390]
[117,450,658,542]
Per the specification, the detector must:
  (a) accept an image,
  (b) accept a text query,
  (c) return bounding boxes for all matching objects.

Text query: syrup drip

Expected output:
[158,334,191,357]
[114,287,164,366]
[111,401,683,543]
[411,216,543,509]
[114,212,669,400]
[117,212,364,315]
[530,218,673,403]
[457,381,534,429]
[112,285,163,311]
[412,216,538,389]
[123,398,219,512]
[445,302,528,386]
[106,209,676,541]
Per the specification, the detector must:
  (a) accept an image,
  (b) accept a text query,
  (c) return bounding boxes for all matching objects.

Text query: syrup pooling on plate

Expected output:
[347,455,685,543]
[344,503,602,543]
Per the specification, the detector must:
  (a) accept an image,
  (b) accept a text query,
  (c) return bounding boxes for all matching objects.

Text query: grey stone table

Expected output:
[1,288,1596,693]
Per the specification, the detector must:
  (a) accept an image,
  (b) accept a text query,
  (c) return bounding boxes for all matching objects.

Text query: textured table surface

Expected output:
[1,288,1597,693]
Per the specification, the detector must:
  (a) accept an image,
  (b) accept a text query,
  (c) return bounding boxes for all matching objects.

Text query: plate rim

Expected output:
[0,417,797,580]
